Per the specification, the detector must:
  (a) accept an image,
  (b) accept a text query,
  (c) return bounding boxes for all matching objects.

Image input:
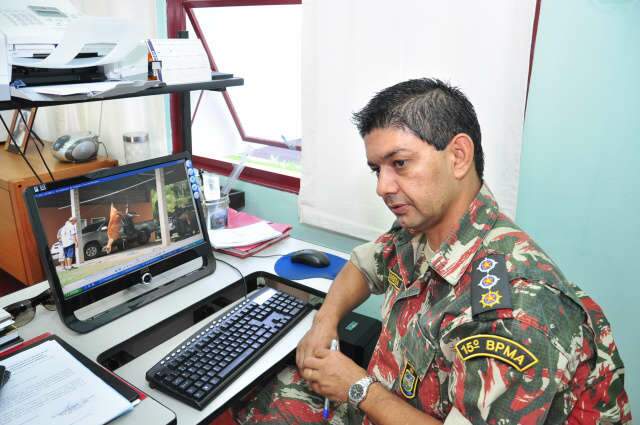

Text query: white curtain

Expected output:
[298,0,536,241]
[32,0,169,164]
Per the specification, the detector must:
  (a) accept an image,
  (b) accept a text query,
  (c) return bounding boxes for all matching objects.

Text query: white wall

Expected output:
[298,0,536,241]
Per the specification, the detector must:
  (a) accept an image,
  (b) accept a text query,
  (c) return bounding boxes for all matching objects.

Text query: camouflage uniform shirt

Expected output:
[350,184,631,424]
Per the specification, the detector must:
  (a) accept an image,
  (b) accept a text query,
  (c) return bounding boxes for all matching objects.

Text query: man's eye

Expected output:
[394,160,407,168]
[370,168,380,177]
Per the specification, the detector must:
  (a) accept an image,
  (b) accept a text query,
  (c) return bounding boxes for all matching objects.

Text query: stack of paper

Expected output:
[146,39,211,84]
[209,222,282,249]
[0,339,133,425]
[208,209,292,258]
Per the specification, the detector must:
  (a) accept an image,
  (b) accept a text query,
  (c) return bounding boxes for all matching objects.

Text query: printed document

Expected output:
[0,340,133,425]
[209,221,282,248]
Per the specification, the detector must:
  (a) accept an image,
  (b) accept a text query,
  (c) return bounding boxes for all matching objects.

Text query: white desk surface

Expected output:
[0,238,347,425]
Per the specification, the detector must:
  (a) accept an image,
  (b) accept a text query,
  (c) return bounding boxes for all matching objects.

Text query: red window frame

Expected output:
[167,0,301,193]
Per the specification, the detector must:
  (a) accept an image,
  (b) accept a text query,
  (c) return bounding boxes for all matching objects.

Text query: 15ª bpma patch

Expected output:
[455,334,539,372]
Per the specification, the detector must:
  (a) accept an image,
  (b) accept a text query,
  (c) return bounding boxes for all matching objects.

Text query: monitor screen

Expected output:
[31,158,205,301]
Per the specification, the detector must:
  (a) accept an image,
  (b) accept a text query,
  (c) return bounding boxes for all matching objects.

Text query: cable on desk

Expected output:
[216,258,248,301]
[0,114,43,185]
[251,254,287,258]
[96,101,110,158]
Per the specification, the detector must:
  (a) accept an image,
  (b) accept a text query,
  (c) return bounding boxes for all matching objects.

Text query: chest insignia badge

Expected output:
[387,269,402,290]
[479,290,502,308]
[477,257,497,273]
[399,361,418,399]
[471,254,512,317]
[478,274,500,290]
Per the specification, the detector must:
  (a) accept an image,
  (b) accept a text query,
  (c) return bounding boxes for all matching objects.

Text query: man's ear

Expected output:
[447,133,475,180]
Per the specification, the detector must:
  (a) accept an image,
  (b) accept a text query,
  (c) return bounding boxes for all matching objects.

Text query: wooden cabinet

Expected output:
[0,143,117,285]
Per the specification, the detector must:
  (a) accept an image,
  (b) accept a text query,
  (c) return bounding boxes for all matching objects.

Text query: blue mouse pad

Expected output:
[274,253,347,280]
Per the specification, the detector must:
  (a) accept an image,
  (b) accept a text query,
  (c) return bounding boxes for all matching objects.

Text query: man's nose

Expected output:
[376,168,398,197]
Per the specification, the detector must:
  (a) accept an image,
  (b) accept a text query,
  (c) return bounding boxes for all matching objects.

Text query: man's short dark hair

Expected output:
[352,78,484,179]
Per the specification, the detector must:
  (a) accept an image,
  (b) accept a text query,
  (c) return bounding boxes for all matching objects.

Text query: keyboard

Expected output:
[146,287,312,409]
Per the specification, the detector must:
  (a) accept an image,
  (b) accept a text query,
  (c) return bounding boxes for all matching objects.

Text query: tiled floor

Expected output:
[0,269,26,297]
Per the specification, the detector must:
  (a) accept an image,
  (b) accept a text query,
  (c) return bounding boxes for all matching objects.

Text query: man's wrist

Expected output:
[313,309,340,328]
[356,379,383,412]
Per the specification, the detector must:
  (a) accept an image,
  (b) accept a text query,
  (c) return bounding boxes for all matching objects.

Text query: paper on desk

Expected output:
[209,221,282,249]
[0,340,133,425]
[11,80,164,102]
[33,81,123,96]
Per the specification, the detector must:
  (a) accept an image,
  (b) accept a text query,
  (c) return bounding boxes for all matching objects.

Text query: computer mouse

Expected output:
[290,249,330,268]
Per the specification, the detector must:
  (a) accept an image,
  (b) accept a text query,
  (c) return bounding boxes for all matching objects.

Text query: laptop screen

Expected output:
[30,157,205,300]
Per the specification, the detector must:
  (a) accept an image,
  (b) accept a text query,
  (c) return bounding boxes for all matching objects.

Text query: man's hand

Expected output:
[295,319,337,374]
[301,348,367,402]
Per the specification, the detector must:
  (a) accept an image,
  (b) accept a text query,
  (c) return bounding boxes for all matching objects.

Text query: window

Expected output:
[167,0,302,193]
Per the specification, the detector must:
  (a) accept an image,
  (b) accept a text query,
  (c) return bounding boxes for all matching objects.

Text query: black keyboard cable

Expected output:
[216,258,248,301]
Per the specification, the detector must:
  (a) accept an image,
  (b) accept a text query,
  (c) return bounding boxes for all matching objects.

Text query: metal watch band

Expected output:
[348,375,378,408]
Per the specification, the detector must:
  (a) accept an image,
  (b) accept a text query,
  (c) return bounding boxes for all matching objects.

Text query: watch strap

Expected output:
[349,375,378,408]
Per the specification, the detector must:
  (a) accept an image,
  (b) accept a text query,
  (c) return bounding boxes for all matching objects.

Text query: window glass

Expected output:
[189,4,302,178]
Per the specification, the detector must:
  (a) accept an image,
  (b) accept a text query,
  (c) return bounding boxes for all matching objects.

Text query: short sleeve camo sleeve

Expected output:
[444,316,575,424]
[350,240,387,295]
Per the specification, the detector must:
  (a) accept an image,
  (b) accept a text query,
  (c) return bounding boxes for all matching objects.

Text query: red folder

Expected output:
[214,209,292,258]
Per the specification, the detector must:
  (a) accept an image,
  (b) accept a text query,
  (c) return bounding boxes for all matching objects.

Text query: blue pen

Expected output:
[323,339,340,420]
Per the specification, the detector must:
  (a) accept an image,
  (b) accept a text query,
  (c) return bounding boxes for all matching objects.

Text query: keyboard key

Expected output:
[218,348,255,379]
[179,380,193,391]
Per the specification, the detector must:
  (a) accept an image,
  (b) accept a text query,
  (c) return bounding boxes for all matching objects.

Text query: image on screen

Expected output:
[33,159,205,299]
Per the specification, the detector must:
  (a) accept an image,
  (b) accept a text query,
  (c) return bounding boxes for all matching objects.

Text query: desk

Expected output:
[0,238,345,424]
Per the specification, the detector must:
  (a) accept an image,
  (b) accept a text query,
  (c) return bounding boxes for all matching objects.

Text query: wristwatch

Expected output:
[348,375,378,408]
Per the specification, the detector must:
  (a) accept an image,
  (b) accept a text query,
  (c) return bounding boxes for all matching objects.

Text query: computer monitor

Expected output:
[24,152,215,333]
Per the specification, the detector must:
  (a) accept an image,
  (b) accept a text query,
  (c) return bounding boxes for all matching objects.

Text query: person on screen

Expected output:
[104,204,123,254]
[59,217,78,270]
[53,229,65,270]
[237,79,631,424]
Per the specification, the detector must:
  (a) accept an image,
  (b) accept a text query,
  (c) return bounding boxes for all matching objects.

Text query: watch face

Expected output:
[349,384,364,401]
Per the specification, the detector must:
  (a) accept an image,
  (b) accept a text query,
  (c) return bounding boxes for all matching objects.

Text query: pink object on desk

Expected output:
[215,209,292,258]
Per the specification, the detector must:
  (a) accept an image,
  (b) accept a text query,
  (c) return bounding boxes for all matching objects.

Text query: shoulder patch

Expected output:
[471,254,512,317]
[454,334,539,372]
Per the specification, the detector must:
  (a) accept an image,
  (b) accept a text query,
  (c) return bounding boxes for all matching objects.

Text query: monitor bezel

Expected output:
[24,152,216,333]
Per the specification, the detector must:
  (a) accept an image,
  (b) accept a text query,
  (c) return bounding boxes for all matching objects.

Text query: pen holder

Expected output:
[206,195,229,230]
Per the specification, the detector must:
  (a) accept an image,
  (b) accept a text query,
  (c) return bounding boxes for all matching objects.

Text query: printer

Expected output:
[0,0,147,101]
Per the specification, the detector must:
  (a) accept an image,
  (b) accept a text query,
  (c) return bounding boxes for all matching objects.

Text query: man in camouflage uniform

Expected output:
[237,79,631,424]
